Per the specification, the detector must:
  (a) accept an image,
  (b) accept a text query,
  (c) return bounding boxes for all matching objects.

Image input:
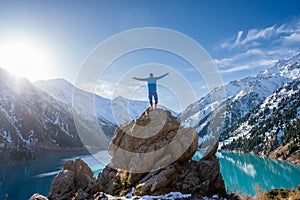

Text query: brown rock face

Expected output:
[133,143,226,197]
[48,158,96,200]
[108,108,198,173]
[98,108,226,197]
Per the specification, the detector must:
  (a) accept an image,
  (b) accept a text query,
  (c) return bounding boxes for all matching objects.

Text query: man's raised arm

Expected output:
[156,72,170,80]
[132,77,148,81]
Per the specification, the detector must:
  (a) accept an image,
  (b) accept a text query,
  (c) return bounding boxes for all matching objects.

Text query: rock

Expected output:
[261,187,300,199]
[28,193,48,200]
[48,170,75,200]
[110,108,197,171]
[93,192,108,200]
[63,158,95,191]
[48,158,97,200]
[64,158,94,179]
[75,189,90,200]
[135,165,177,195]
[97,108,225,198]
[45,108,227,199]
[98,108,198,196]
[134,155,226,197]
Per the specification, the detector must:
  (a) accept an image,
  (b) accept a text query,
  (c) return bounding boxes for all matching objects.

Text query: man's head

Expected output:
[149,73,153,77]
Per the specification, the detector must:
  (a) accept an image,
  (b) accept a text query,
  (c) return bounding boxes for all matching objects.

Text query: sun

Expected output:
[0,37,53,82]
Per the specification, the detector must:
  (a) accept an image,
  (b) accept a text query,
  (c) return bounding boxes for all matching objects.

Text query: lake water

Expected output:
[1,151,299,199]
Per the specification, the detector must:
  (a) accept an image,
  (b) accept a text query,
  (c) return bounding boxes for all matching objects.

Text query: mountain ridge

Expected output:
[0,69,118,163]
[1,53,299,164]
[180,52,300,164]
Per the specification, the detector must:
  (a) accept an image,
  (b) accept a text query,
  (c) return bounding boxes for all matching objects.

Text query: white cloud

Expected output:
[96,79,145,100]
[220,18,300,50]
[216,17,300,77]
[282,33,300,44]
[220,64,252,73]
[214,58,234,67]
[217,49,279,74]
[234,31,244,47]
[96,80,115,98]
[257,59,277,67]
[219,58,277,74]
[244,48,264,55]
[221,25,276,49]
[214,48,264,68]
[242,25,276,45]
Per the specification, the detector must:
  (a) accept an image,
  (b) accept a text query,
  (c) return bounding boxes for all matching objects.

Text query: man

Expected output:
[133,72,169,109]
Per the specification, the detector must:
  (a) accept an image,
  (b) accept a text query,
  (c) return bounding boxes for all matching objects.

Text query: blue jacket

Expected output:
[135,73,168,92]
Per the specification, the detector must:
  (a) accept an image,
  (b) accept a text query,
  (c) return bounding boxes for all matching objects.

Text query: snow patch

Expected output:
[104,188,192,200]
[297,107,300,118]
[0,130,13,143]
[54,114,59,125]
[276,129,284,143]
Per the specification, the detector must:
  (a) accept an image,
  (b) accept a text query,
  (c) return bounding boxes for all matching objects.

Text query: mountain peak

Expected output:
[262,52,300,79]
[34,78,73,88]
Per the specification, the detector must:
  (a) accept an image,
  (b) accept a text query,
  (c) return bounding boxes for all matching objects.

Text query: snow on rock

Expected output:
[0,130,13,144]
[105,189,192,200]
[297,107,300,118]
[276,129,284,143]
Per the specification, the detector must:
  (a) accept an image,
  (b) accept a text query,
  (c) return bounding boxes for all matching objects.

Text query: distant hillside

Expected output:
[0,70,115,163]
[220,79,300,164]
[1,69,176,163]
[180,53,300,164]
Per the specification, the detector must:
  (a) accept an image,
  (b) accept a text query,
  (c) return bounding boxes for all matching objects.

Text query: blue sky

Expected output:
[0,0,299,111]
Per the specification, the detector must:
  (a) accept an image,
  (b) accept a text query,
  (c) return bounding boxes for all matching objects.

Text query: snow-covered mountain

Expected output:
[180,53,300,163]
[220,79,300,163]
[35,79,175,126]
[0,69,85,163]
[0,69,82,161]
[2,52,299,163]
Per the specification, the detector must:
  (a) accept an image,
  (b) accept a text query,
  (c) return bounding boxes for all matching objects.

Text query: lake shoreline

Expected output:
[0,147,89,166]
[219,149,300,165]
[1,151,300,199]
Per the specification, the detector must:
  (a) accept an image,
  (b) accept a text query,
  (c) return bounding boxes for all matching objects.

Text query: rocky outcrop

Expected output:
[98,108,226,198]
[132,143,226,197]
[31,108,227,199]
[48,158,97,200]
[252,184,300,200]
[269,142,300,165]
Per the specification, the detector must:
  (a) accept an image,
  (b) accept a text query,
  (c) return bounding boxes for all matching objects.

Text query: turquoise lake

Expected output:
[0,151,299,199]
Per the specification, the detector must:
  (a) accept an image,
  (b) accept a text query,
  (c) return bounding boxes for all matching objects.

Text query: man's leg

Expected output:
[153,91,158,109]
[148,92,153,108]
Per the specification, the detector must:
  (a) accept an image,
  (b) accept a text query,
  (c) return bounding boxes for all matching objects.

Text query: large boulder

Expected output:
[134,142,226,197]
[108,108,198,172]
[48,158,96,200]
[97,108,225,197]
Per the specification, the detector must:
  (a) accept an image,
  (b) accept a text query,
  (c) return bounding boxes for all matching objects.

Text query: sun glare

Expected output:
[0,38,53,82]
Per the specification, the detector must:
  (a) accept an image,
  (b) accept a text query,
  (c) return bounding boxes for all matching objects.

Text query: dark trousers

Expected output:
[148,91,158,105]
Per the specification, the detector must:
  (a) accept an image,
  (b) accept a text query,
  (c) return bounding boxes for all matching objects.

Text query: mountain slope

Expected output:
[0,69,84,163]
[0,69,120,163]
[180,53,300,163]
[220,79,300,163]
